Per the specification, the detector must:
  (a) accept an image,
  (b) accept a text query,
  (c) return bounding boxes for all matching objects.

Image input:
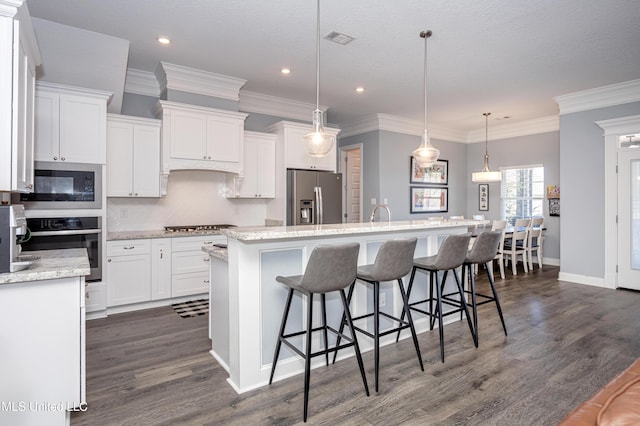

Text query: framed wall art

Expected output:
[479,184,489,211]
[410,158,448,185]
[410,186,448,213]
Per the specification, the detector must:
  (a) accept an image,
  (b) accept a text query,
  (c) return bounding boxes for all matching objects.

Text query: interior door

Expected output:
[617,147,640,290]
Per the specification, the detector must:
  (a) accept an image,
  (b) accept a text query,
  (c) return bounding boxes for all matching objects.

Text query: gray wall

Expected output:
[339,131,380,219]
[466,131,560,261]
[559,101,640,280]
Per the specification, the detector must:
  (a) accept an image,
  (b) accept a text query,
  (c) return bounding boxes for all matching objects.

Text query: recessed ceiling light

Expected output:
[281,67,291,75]
[157,36,171,45]
[355,87,365,93]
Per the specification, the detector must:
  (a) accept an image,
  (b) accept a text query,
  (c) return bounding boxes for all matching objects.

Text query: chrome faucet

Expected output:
[370,204,391,224]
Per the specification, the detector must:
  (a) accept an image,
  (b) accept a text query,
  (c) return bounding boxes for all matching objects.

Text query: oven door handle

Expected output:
[30,229,102,237]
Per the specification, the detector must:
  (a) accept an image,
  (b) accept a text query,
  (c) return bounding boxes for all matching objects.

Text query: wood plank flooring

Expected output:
[71,265,640,425]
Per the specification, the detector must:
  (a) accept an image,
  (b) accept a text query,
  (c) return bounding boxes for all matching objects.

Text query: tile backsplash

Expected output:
[107,170,268,231]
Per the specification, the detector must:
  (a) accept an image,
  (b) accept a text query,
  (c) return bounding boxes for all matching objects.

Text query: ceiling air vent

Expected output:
[323,31,355,45]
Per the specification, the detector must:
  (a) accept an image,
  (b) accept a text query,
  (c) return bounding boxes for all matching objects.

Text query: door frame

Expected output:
[597,114,640,289]
[339,143,363,223]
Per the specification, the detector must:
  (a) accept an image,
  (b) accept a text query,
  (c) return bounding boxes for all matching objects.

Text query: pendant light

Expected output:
[412,30,440,168]
[304,0,335,157]
[472,112,502,182]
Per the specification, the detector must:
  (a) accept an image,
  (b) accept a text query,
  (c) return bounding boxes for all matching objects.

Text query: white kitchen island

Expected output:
[205,219,485,394]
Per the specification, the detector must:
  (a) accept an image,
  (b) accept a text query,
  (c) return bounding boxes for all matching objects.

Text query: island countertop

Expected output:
[219,219,487,242]
[0,248,90,285]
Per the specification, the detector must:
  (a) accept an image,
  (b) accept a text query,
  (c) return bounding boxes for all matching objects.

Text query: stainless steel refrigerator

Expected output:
[286,169,343,225]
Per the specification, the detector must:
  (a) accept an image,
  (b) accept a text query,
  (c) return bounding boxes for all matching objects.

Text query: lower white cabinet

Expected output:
[106,240,151,307]
[85,281,106,312]
[171,235,225,297]
[151,238,171,300]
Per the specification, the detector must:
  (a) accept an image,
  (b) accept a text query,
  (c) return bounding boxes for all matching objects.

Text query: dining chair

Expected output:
[472,214,486,220]
[503,218,530,275]
[449,215,464,220]
[526,217,545,270]
[491,220,508,279]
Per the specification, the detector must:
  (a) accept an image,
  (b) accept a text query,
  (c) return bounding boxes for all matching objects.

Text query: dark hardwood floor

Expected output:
[71,265,640,425]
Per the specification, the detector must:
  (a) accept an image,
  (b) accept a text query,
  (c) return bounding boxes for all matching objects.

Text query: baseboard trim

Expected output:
[558,272,609,288]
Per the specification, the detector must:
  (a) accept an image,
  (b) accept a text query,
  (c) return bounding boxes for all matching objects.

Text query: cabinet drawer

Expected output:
[172,251,210,274]
[171,235,226,252]
[172,271,209,297]
[107,239,151,256]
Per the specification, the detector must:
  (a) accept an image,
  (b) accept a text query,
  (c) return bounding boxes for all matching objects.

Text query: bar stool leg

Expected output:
[395,267,417,343]
[466,265,479,347]
[397,278,424,371]
[270,288,294,385]
[339,289,370,396]
[321,294,329,366]
[452,268,478,347]
[303,293,314,422]
[331,282,355,365]
[434,271,446,362]
[374,281,380,392]
[486,263,508,336]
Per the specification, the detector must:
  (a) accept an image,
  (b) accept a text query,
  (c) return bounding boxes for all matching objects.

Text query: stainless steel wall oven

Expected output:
[22,217,102,282]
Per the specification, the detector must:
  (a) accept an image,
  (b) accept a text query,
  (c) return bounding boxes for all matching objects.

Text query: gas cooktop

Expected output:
[164,224,236,233]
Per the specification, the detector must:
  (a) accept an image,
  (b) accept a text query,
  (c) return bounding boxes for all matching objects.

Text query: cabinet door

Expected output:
[34,91,60,162]
[132,124,160,196]
[256,138,276,197]
[234,137,259,197]
[59,94,106,163]
[169,109,206,160]
[206,114,242,163]
[284,126,311,169]
[106,254,151,306]
[106,120,134,196]
[12,29,36,192]
[151,239,171,300]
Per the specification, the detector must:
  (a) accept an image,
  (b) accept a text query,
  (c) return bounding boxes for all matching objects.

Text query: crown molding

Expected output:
[239,90,326,121]
[466,115,559,142]
[596,114,640,135]
[155,62,247,101]
[554,79,640,115]
[0,1,23,18]
[124,68,160,97]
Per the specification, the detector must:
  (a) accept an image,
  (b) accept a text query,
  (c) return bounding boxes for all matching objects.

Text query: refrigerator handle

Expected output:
[315,186,323,224]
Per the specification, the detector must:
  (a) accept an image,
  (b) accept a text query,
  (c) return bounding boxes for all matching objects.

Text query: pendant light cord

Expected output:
[484,112,491,155]
[315,0,321,111]
[420,30,431,134]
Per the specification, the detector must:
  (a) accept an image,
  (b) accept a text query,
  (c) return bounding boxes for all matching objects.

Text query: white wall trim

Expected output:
[155,62,247,101]
[124,68,160,97]
[339,113,559,142]
[555,79,640,115]
[558,272,610,288]
[542,257,560,267]
[239,90,325,122]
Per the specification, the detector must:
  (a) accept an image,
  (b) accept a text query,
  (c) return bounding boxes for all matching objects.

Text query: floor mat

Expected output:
[172,299,209,318]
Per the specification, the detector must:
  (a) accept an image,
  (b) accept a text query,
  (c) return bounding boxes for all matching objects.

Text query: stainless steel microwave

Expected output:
[17,162,102,209]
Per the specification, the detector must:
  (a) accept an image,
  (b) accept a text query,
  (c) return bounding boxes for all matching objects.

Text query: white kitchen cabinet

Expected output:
[0,276,85,425]
[266,121,340,172]
[151,238,172,300]
[172,235,225,297]
[107,114,161,197]
[34,82,111,164]
[0,1,41,193]
[227,131,276,198]
[155,100,248,174]
[85,281,106,313]
[106,240,151,306]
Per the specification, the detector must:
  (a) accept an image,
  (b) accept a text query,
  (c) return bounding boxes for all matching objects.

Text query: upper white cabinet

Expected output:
[0,0,41,193]
[266,120,340,172]
[227,131,276,198]
[107,114,161,197]
[34,82,111,164]
[154,100,248,174]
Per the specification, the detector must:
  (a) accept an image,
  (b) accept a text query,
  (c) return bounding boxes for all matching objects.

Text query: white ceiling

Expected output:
[24,0,640,132]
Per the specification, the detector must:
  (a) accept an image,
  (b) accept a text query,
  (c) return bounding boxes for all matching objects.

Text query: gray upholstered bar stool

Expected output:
[269,242,369,422]
[401,233,475,363]
[333,238,423,393]
[459,230,507,344]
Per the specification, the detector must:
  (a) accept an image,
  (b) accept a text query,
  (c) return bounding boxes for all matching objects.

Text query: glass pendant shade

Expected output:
[412,30,439,168]
[472,112,501,183]
[304,109,334,157]
[412,129,440,168]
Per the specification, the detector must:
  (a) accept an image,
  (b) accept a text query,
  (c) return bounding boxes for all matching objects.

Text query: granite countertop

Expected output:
[107,229,226,241]
[220,219,489,242]
[0,248,90,285]
[202,245,228,262]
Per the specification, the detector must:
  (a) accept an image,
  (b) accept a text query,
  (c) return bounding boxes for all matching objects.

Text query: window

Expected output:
[500,165,544,225]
